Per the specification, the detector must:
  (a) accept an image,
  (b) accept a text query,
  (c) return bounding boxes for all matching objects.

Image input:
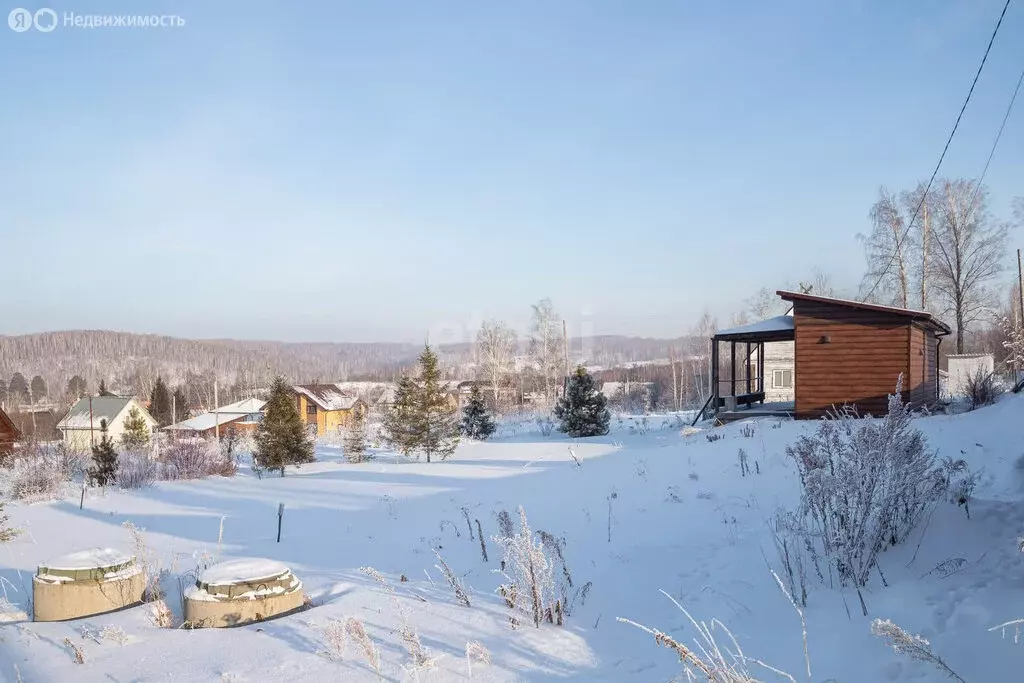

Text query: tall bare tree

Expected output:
[475,320,517,410]
[528,298,563,403]
[745,287,787,320]
[928,179,1009,353]
[687,311,717,407]
[859,188,911,307]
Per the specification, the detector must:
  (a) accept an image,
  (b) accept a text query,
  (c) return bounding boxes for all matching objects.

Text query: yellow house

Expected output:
[291,384,367,436]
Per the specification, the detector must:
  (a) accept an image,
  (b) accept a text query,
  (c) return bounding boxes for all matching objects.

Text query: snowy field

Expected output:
[1,402,1024,682]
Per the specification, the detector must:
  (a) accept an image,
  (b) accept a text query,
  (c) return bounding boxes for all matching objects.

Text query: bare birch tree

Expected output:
[528,298,563,404]
[687,311,717,408]
[928,179,1009,353]
[859,188,911,307]
[745,287,787,320]
[475,320,517,410]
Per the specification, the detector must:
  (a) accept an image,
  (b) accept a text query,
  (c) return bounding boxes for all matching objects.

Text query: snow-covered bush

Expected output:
[964,367,1002,410]
[161,440,235,480]
[536,415,555,437]
[786,377,948,613]
[0,444,70,502]
[116,451,161,489]
[493,507,559,628]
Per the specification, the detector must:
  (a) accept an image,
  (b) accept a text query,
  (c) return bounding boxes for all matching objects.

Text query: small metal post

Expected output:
[277,502,285,543]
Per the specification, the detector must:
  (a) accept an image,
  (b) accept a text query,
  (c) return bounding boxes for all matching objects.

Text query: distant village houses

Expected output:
[163,398,265,439]
[57,396,158,450]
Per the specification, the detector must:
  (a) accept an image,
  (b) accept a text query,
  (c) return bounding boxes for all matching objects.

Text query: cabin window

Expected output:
[306,403,317,415]
[772,370,793,388]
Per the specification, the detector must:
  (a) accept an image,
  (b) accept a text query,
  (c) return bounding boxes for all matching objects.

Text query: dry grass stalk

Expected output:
[320,618,348,660]
[872,619,965,682]
[434,550,471,607]
[123,521,163,602]
[150,599,174,628]
[476,519,488,562]
[345,618,381,677]
[465,640,491,678]
[63,638,85,664]
[618,590,796,683]
[359,566,432,671]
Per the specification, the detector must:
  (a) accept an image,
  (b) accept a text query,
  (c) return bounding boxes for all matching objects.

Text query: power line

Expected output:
[861,0,1013,303]
[966,59,1024,218]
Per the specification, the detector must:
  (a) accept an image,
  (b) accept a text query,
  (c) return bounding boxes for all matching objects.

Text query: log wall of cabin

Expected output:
[793,300,918,418]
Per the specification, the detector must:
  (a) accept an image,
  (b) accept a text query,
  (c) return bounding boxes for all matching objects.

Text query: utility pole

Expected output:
[89,395,94,448]
[214,379,220,443]
[171,392,176,426]
[1017,248,1023,324]
[562,320,569,378]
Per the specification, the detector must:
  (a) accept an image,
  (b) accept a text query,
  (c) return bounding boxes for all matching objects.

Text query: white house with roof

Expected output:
[57,396,158,451]
[163,398,265,439]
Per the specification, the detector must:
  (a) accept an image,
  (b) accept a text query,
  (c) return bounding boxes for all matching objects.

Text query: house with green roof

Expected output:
[57,396,157,451]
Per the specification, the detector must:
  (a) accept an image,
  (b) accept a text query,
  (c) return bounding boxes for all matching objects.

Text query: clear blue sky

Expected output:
[1,0,1021,343]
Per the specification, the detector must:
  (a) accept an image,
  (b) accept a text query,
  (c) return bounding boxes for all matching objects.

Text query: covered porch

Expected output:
[709,315,795,423]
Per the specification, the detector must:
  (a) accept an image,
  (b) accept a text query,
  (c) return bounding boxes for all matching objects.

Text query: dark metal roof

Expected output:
[777,291,952,335]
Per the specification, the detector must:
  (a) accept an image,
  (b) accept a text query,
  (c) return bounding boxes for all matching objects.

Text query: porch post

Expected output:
[711,337,719,410]
[758,342,765,396]
[730,342,736,398]
[745,342,752,395]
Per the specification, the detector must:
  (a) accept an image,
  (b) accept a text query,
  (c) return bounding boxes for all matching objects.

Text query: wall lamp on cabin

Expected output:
[818,335,831,344]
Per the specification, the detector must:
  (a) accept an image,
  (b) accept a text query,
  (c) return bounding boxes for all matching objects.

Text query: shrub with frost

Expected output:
[116,451,161,489]
[0,443,70,502]
[786,377,950,614]
[160,439,235,480]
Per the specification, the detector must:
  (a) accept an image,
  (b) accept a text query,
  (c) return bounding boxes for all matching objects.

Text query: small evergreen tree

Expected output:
[149,377,173,427]
[90,419,119,486]
[418,345,461,461]
[381,345,460,462]
[98,379,114,396]
[66,375,87,400]
[0,501,19,543]
[120,406,151,451]
[381,376,421,456]
[461,385,496,440]
[172,387,189,423]
[30,375,47,401]
[554,366,610,437]
[8,373,29,403]
[254,376,315,476]
[344,407,369,463]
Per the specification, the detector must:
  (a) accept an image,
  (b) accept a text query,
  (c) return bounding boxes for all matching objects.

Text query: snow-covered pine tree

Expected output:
[0,501,18,543]
[149,377,173,427]
[344,407,369,463]
[381,345,460,461]
[416,345,460,462]
[254,376,315,476]
[172,387,189,423]
[461,385,496,440]
[120,406,150,451]
[554,366,610,437]
[90,419,119,486]
[381,376,421,456]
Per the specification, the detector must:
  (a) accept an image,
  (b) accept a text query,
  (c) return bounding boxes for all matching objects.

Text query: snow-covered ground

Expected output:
[1,401,1023,682]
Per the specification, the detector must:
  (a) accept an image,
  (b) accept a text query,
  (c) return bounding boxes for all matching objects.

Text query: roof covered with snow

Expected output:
[292,384,362,411]
[211,398,265,414]
[57,396,150,430]
[164,398,265,432]
[715,314,795,341]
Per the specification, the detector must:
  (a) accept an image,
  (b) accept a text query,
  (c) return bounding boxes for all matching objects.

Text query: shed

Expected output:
[0,408,20,456]
[706,291,951,421]
[164,398,265,439]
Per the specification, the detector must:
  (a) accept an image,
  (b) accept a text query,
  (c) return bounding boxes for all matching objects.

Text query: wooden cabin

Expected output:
[292,384,367,435]
[708,291,951,421]
[0,408,21,456]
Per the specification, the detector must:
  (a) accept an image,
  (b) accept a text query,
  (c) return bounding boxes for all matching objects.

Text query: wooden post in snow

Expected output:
[277,503,285,543]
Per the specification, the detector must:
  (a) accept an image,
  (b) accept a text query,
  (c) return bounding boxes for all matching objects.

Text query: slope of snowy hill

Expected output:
[1,397,1023,682]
